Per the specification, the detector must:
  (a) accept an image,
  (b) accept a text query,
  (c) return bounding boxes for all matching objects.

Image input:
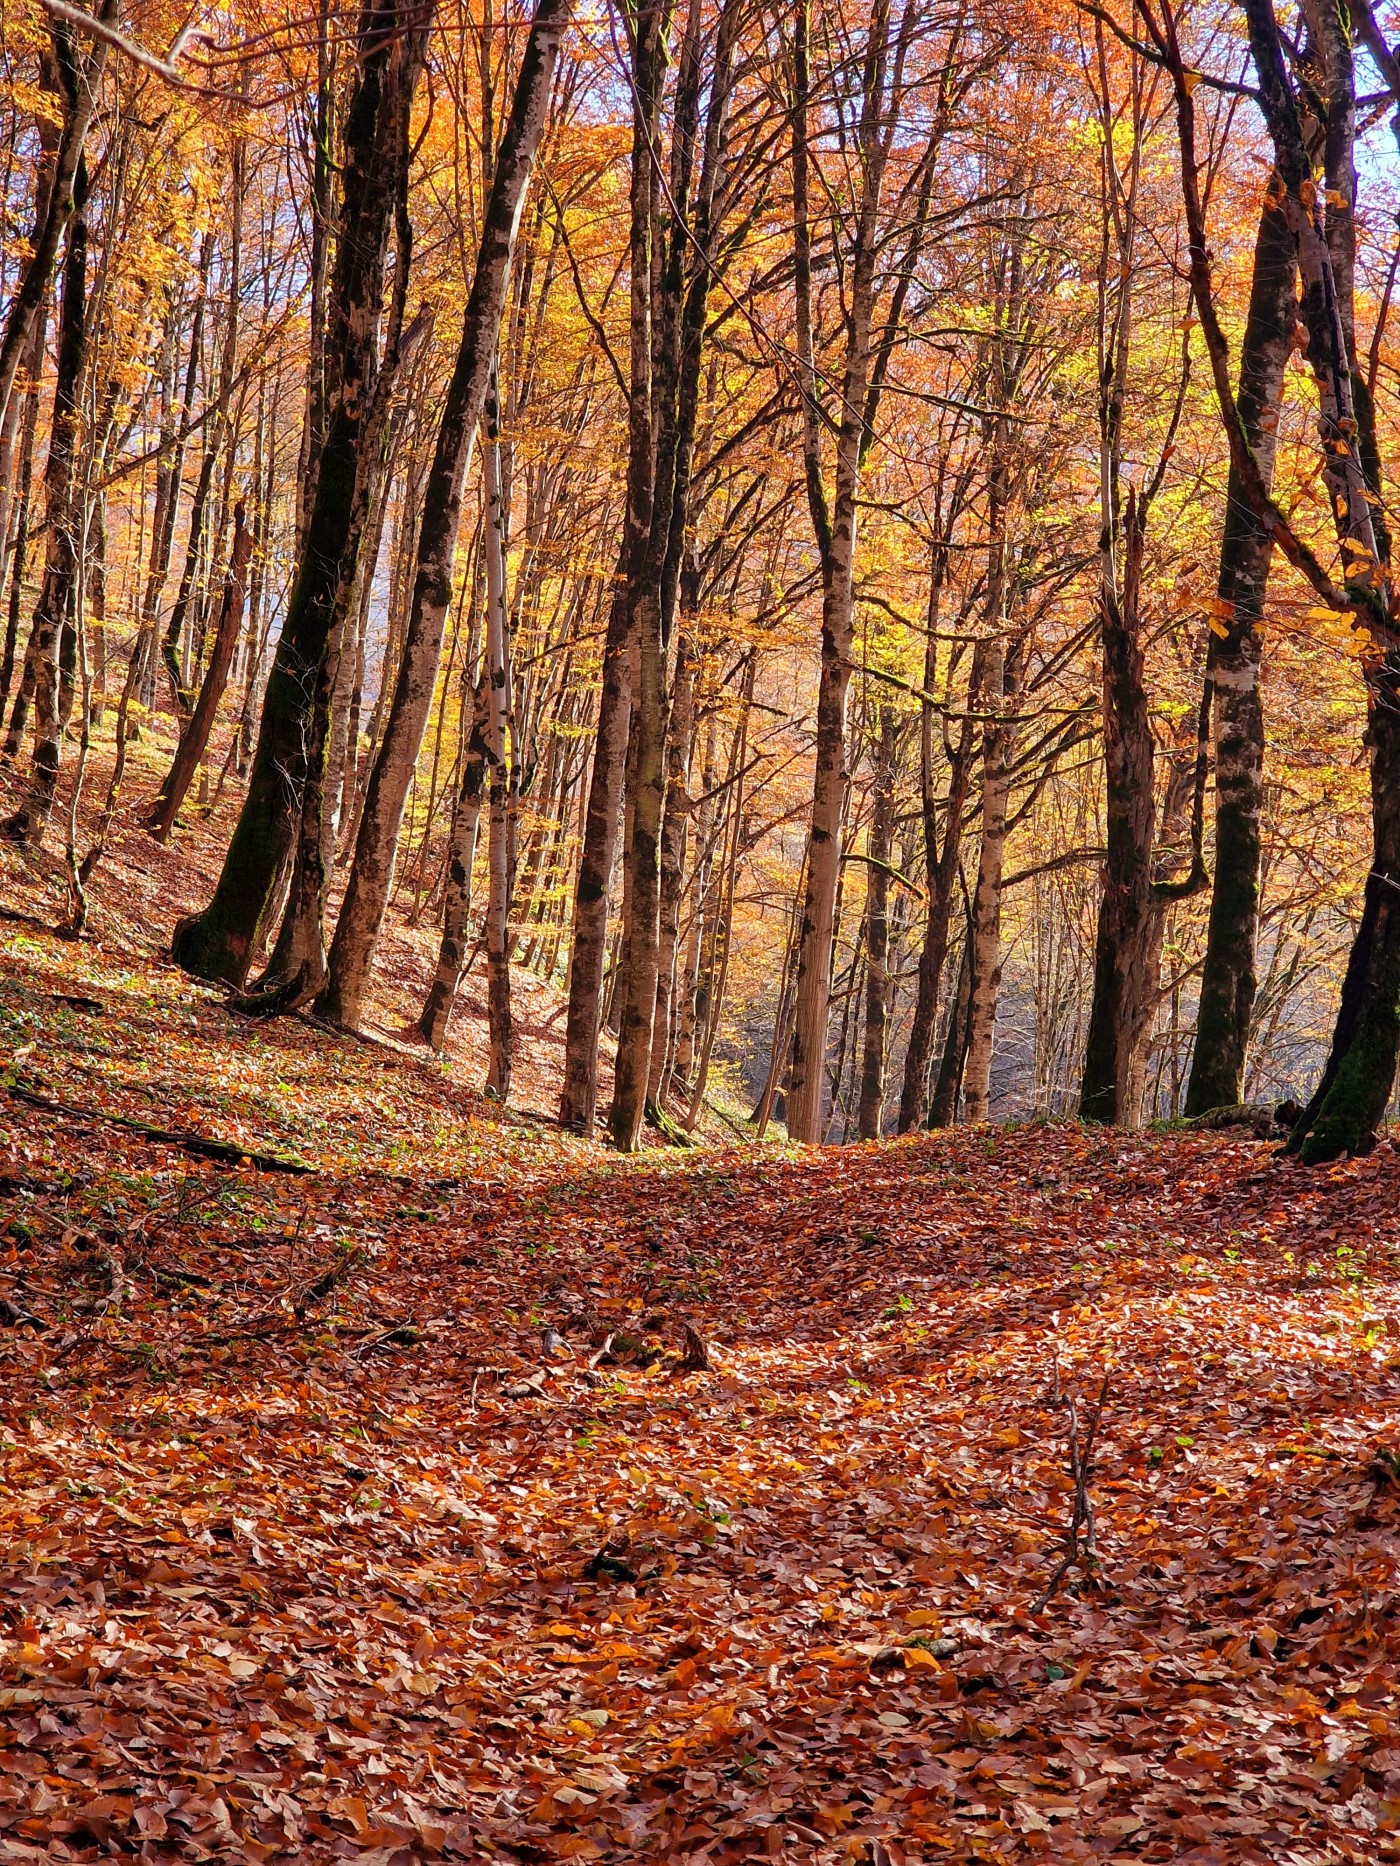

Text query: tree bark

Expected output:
[0,46,61,591]
[929,928,972,1128]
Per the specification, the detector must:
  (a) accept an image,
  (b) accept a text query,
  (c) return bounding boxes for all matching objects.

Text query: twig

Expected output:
[1031,1373,1109,1615]
[293,1246,365,1318]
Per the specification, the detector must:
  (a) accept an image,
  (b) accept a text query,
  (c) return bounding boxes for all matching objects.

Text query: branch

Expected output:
[38,0,208,89]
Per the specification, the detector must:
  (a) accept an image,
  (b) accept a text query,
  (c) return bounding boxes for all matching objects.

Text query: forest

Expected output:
[2,0,1400,1860]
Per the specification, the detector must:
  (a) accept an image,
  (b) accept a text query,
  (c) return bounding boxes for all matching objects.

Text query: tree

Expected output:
[172,0,433,987]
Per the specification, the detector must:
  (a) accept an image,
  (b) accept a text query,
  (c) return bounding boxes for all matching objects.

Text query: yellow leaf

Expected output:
[1182,70,1201,94]
[904,1643,943,1669]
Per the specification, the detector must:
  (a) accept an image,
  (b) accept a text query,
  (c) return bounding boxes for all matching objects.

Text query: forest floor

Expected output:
[1,755,1400,1862]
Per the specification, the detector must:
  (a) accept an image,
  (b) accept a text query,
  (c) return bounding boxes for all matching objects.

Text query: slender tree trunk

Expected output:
[482,389,515,1099]
[857,704,897,1139]
[295,0,335,556]
[929,926,972,1128]
[3,159,90,850]
[648,623,696,1108]
[1080,494,1160,1124]
[418,674,489,1047]
[785,0,897,1143]
[558,160,652,1128]
[0,50,60,569]
[147,503,252,840]
[1185,193,1296,1113]
[0,295,48,720]
[319,0,570,1029]
[685,661,753,1130]
[0,5,113,443]
[898,610,981,1129]
[611,0,736,1147]
[171,0,431,987]
[962,638,1018,1123]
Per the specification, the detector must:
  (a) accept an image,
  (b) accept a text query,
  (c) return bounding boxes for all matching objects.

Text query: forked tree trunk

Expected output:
[1251,0,1400,1159]
[319,0,570,1030]
[172,0,431,987]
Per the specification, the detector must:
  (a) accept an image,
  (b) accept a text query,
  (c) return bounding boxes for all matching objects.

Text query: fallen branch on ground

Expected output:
[5,1080,314,1173]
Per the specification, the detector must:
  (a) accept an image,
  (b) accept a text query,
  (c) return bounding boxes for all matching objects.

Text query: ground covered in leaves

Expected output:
[2,928,1400,1863]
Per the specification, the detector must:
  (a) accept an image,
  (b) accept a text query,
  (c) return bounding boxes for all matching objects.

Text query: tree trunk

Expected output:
[318,0,570,1029]
[611,0,736,1148]
[785,0,898,1143]
[171,0,431,987]
[2,157,90,850]
[418,673,489,1048]
[0,5,113,443]
[929,929,972,1128]
[482,390,515,1100]
[1236,0,1398,1158]
[1184,197,1295,1112]
[558,164,651,1129]
[0,50,61,573]
[0,293,48,719]
[1080,493,1159,1124]
[648,622,696,1109]
[147,503,252,840]
[857,706,897,1139]
[898,604,981,1130]
[962,637,1018,1124]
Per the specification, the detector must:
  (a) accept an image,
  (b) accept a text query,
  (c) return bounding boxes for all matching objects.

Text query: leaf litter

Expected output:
[2,928,1400,1861]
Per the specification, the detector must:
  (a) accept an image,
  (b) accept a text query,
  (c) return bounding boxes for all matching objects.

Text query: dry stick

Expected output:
[1031,1372,1109,1615]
